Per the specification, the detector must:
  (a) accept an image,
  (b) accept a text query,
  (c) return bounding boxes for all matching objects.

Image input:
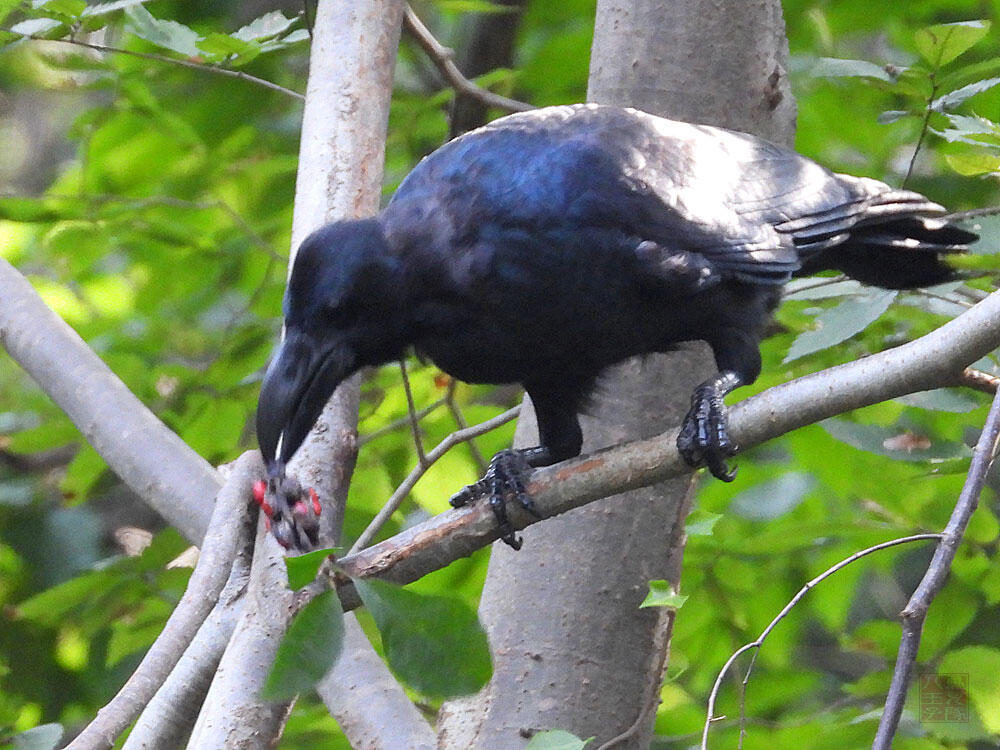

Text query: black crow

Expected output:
[256,104,976,550]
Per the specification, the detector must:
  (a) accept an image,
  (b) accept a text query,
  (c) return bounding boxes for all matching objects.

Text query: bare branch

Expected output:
[398,358,428,467]
[65,451,260,750]
[123,532,252,749]
[874,385,1000,749]
[349,405,521,553]
[955,367,999,394]
[333,290,1000,592]
[701,534,942,750]
[0,258,220,543]
[403,5,533,114]
[12,34,305,100]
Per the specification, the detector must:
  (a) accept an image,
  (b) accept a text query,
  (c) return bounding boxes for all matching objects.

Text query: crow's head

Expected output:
[256,219,401,475]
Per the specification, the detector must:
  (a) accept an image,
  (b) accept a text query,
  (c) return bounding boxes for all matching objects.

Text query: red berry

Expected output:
[309,488,321,516]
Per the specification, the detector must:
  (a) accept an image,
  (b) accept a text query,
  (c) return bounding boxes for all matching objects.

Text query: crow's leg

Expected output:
[676,370,743,481]
[677,328,761,481]
[450,383,586,549]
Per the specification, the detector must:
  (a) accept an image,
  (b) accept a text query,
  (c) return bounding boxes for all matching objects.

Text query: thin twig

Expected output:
[903,76,937,187]
[358,396,448,446]
[701,534,943,750]
[398,358,427,467]
[348,405,521,553]
[955,367,999,395]
[402,5,532,113]
[13,34,305,100]
[443,380,489,474]
[873,386,1000,749]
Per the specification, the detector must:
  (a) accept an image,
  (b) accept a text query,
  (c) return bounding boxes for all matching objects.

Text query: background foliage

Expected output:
[0,1,999,747]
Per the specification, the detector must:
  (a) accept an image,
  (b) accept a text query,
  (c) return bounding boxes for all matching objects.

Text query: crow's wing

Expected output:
[391,105,947,284]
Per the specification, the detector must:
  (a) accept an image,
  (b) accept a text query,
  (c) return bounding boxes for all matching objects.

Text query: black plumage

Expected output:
[256,104,976,549]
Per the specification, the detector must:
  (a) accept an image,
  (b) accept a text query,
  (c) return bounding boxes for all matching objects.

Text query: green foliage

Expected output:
[640,580,689,609]
[262,590,345,702]
[355,578,492,699]
[0,0,997,747]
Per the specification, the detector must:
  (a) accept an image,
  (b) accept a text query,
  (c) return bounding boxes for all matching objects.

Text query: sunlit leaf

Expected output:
[944,148,1000,176]
[124,5,200,57]
[932,77,1000,112]
[262,590,345,701]
[34,0,85,21]
[808,57,893,82]
[197,32,261,65]
[915,20,991,68]
[639,580,688,609]
[525,730,594,749]
[684,509,722,536]
[9,16,65,37]
[356,578,491,698]
[783,289,896,362]
[233,10,298,42]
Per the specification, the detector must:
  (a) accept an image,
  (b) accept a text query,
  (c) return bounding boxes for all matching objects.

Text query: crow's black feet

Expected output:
[450,449,541,550]
[252,474,322,552]
[677,381,738,482]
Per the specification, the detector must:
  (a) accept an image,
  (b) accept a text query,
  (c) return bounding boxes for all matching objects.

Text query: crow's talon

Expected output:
[677,382,739,481]
[450,449,537,549]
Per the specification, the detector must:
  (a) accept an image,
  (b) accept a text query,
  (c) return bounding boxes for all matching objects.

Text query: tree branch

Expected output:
[873,384,1000,749]
[12,34,305,100]
[701,534,943,749]
[0,257,221,544]
[122,530,252,750]
[334,290,1000,594]
[64,451,260,750]
[402,5,533,114]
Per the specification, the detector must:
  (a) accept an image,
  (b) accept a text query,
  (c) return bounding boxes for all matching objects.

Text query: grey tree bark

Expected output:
[438,2,795,747]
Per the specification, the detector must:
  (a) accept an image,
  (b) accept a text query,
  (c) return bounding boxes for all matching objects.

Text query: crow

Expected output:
[256,104,976,550]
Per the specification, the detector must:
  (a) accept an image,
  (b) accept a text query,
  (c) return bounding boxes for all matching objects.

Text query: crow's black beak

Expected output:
[256,331,355,475]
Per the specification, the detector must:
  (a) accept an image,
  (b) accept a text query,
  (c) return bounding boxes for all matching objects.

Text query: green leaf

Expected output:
[525,730,594,749]
[729,472,815,521]
[877,110,911,124]
[944,148,1000,176]
[0,0,22,26]
[639,580,688,609]
[684,509,722,536]
[124,5,200,57]
[783,289,897,363]
[10,724,64,750]
[809,57,894,82]
[356,578,492,698]
[34,0,85,21]
[233,10,298,42]
[196,32,260,65]
[915,20,991,68]
[895,389,979,413]
[262,590,345,701]
[9,16,65,37]
[821,419,972,462]
[284,548,337,590]
[933,77,1000,112]
[82,0,149,16]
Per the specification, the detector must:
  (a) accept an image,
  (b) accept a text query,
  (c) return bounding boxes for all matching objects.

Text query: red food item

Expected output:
[308,488,322,516]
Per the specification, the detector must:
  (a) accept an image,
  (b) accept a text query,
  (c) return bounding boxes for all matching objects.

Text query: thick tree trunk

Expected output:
[438,2,795,747]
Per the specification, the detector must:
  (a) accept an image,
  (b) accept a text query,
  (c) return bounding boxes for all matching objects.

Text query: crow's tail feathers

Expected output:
[789,183,981,289]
